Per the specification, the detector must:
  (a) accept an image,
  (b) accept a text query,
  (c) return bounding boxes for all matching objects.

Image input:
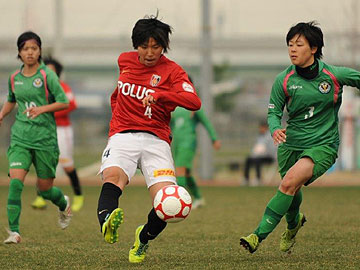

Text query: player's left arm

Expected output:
[195,108,218,142]
[24,101,69,119]
[334,66,360,89]
[143,69,201,111]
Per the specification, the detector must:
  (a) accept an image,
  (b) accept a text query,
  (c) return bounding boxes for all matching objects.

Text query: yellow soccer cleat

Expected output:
[280,213,306,253]
[31,196,47,210]
[240,233,260,253]
[129,225,149,263]
[71,195,84,212]
[102,208,124,244]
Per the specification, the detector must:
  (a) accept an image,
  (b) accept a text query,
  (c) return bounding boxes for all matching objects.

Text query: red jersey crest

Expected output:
[150,74,161,87]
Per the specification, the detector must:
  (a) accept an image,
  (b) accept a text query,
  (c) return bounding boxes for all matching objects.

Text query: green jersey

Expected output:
[268,60,360,151]
[171,107,218,144]
[7,62,69,150]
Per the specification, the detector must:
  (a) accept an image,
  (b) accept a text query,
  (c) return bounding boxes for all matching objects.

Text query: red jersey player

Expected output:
[96,14,201,263]
[31,57,84,212]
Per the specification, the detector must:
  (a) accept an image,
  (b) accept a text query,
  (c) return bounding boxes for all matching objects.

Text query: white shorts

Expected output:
[100,132,176,188]
[57,126,74,168]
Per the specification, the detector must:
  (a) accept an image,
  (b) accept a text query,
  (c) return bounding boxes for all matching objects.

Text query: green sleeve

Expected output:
[195,108,218,141]
[7,76,16,102]
[46,69,69,104]
[267,75,286,136]
[333,66,360,88]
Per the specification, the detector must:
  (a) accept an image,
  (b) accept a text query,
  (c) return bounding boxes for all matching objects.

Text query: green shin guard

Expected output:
[254,190,294,241]
[39,187,67,211]
[285,190,303,229]
[7,179,24,233]
[186,176,201,199]
[176,176,187,187]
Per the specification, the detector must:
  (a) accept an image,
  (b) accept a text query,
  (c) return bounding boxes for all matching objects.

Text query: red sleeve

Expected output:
[110,86,118,112]
[152,91,201,111]
[54,81,77,118]
[152,69,201,111]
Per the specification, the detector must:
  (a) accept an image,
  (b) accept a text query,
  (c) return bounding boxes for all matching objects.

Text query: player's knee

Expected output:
[175,167,186,176]
[36,179,54,192]
[102,168,128,188]
[39,189,52,200]
[280,176,298,194]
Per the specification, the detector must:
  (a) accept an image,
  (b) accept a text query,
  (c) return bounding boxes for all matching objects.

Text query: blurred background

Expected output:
[1,0,360,182]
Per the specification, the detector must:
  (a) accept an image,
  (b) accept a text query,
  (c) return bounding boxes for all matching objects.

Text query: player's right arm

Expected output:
[268,75,287,144]
[1,76,18,125]
[0,101,16,126]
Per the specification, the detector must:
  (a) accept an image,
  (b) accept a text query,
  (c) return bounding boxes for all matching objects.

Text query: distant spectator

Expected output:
[243,121,276,186]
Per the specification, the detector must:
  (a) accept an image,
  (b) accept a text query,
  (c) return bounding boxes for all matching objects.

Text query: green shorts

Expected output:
[277,144,337,186]
[172,139,196,169]
[7,144,59,179]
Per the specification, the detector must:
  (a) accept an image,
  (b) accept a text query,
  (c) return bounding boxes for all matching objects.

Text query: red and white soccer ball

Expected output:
[153,185,192,223]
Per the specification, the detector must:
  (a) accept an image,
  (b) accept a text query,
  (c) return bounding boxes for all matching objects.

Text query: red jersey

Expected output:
[109,51,201,144]
[54,81,77,126]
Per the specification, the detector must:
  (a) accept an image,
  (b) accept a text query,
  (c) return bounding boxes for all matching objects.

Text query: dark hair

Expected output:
[286,21,324,59]
[44,57,63,77]
[17,31,42,61]
[131,14,172,53]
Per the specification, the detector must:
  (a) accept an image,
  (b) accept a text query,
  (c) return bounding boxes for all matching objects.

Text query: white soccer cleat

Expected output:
[192,198,205,209]
[58,195,72,229]
[4,229,21,244]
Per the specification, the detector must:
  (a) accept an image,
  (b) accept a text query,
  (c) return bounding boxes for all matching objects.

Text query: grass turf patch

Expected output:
[0,185,359,270]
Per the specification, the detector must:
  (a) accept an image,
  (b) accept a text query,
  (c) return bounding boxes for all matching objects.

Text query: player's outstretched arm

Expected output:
[213,140,221,150]
[0,101,16,126]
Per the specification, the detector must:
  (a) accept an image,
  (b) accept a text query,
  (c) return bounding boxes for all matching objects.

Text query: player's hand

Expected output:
[273,128,286,145]
[142,95,156,107]
[0,113,3,126]
[213,140,221,150]
[23,106,44,119]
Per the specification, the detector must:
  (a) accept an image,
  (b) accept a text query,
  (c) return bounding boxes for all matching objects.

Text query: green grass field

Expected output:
[0,185,359,270]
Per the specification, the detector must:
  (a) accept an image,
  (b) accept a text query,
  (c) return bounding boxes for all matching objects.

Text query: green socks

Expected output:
[177,176,202,199]
[39,187,67,211]
[285,190,303,229]
[7,179,24,233]
[254,190,294,241]
[186,176,201,199]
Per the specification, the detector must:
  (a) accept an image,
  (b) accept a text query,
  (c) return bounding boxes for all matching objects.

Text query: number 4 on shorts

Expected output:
[103,149,111,158]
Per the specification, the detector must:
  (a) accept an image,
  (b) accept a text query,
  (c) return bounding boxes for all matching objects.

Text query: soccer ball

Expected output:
[153,185,192,223]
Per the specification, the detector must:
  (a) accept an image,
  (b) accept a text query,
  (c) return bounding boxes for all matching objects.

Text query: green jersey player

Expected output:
[171,106,220,208]
[240,21,360,254]
[0,32,71,244]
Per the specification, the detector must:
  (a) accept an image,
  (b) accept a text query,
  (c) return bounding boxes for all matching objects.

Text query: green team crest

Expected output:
[318,81,331,94]
[33,78,43,88]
